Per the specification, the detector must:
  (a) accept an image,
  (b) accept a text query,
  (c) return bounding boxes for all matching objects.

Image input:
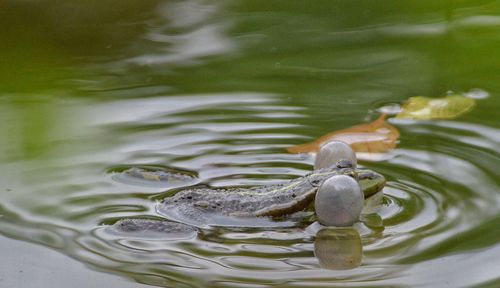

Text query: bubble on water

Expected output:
[377,103,402,115]
[465,88,489,99]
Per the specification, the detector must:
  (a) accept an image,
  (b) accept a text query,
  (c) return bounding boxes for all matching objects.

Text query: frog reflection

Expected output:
[108,218,374,271]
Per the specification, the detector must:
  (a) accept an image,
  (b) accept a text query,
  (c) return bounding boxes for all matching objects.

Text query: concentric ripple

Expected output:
[1,0,500,286]
[1,92,498,287]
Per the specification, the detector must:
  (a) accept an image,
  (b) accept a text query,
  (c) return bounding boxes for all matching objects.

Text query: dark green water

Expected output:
[1,1,499,287]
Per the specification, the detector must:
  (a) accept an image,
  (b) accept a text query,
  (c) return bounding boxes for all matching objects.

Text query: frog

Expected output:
[110,141,386,233]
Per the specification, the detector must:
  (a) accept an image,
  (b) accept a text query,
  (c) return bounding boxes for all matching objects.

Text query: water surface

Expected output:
[0,1,499,287]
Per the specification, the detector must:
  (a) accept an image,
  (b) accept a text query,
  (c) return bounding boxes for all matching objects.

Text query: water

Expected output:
[1,1,499,287]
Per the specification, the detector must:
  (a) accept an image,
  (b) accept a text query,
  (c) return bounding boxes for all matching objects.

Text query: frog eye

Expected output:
[314,141,357,170]
[343,170,359,181]
[336,159,355,169]
[309,178,322,187]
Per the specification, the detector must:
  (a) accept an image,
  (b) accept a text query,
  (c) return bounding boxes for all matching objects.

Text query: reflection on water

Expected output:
[1,93,498,287]
[1,0,500,287]
[109,166,199,188]
[127,1,234,66]
[314,227,362,270]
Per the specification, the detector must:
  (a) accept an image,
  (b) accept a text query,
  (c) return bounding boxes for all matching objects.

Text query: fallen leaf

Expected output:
[287,114,400,159]
[396,94,475,120]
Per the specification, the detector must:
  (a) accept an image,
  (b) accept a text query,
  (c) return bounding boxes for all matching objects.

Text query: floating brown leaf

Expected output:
[396,95,475,120]
[287,114,399,159]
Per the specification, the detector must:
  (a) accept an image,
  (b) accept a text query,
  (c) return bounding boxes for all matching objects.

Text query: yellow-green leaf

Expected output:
[396,95,475,120]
